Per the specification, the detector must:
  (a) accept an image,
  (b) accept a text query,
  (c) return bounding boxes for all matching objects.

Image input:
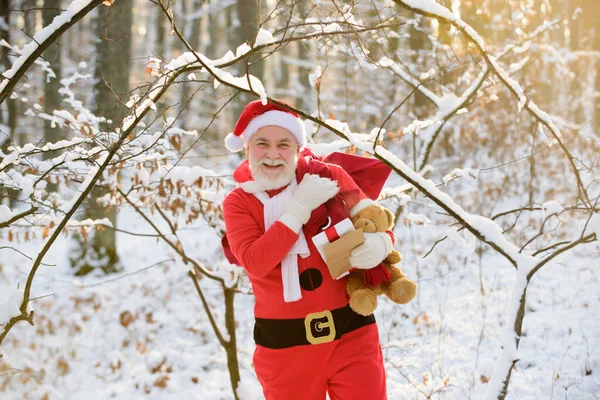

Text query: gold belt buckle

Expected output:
[304,310,336,344]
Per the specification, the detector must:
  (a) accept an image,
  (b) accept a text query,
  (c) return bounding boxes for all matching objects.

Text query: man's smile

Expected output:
[263,164,284,171]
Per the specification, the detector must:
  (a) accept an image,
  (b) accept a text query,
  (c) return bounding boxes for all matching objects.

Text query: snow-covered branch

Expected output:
[393,0,591,209]
[0,0,105,105]
[0,206,38,229]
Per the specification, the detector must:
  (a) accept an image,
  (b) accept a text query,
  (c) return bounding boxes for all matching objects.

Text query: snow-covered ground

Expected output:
[1,201,599,399]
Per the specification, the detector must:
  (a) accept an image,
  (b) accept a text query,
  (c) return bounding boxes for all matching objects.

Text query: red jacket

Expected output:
[223,155,372,318]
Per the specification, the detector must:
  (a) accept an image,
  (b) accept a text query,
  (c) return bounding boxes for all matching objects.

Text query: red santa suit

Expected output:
[223,152,388,400]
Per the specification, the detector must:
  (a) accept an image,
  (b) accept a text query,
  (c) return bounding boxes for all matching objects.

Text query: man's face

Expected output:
[247,126,300,190]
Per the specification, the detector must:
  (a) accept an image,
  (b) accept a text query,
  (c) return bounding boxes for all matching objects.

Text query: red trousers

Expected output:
[253,324,387,400]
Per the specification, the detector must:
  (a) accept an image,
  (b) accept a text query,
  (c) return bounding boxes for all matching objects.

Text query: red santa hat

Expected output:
[224,99,307,152]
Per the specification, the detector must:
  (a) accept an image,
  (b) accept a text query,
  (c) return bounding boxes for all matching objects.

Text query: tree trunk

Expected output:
[595,27,600,135]
[0,0,18,207]
[568,0,585,123]
[178,0,203,130]
[583,0,599,134]
[42,0,63,180]
[155,5,165,58]
[496,289,527,399]
[234,0,263,116]
[23,0,36,36]
[224,287,240,400]
[0,0,11,133]
[296,0,313,112]
[71,1,133,275]
[408,16,430,118]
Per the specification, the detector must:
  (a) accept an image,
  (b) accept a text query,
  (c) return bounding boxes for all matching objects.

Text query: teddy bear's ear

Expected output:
[384,208,395,229]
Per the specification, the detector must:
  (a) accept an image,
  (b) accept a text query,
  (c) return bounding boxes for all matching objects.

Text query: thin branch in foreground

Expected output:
[0,0,105,105]
[188,267,228,348]
[0,206,38,229]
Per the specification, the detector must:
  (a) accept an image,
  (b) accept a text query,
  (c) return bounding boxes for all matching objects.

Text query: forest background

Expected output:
[0,0,599,399]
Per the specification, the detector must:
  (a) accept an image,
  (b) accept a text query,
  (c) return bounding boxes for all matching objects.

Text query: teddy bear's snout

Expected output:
[354,219,377,233]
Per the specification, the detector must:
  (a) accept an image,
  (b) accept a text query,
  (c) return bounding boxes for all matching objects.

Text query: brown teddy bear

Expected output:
[346,204,418,316]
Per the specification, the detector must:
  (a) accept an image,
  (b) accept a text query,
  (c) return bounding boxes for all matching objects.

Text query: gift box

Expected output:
[312,218,365,280]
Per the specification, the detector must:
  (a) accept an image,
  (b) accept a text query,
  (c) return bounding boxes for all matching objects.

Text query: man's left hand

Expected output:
[349,232,392,269]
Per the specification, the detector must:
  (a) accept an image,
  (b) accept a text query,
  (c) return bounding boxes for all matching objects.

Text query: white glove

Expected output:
[349,232,393,269]
[279,174,339,233]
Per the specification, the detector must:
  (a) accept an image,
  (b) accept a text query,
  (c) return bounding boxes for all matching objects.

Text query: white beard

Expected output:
[248,155,298,191]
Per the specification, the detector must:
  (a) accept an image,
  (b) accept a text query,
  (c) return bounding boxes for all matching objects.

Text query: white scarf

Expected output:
[250,180,310,302]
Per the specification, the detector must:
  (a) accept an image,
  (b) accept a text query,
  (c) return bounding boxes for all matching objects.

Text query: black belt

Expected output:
[254,304,375,349]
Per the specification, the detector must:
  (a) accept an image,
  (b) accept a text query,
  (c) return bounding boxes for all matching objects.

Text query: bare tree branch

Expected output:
[0,206,38,228]
[0,0,105,105]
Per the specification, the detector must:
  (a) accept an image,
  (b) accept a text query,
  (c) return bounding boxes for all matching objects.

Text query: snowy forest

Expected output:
[0,0,599,398]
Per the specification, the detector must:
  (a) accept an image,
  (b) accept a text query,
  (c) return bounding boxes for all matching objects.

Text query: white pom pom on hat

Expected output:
[224,132,245,152]
[224,99,306,152]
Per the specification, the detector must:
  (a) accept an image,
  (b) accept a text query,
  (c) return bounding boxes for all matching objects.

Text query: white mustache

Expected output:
[260,159,286,166]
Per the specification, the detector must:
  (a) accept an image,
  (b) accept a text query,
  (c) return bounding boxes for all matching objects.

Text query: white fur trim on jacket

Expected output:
[349,198,377,217]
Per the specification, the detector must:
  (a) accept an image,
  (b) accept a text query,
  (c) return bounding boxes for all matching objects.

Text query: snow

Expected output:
[126,94,140,108]
[485,267,528,399]
[1,180,599,399]
[0,289,33,327]
[447,226,476,253]
[386,60,443,109]
[306,140,350,156]
[0,0,98,91]
[587,213,600,238]
[235,43,251,58]
[164,165,223,186]
[542,200,564,217]
[1,1,599,398]
[400,0,456,21]
[0,204,14,224]
[309,65,322,89]
[406,212,431,226]
[442,168,477,185]
[254,29,274,46]
[145,350,166,372]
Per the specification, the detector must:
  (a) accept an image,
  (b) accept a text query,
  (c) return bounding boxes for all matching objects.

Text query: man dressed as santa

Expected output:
[222,99,393,400]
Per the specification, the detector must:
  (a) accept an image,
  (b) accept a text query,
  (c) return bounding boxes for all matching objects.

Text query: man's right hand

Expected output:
[279,174,339,232]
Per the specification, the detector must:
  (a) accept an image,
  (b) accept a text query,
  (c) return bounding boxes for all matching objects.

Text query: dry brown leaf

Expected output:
[153,375,169,389]
[120,310,136,328]
[57,357,70,376]
[137,341,147,354]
